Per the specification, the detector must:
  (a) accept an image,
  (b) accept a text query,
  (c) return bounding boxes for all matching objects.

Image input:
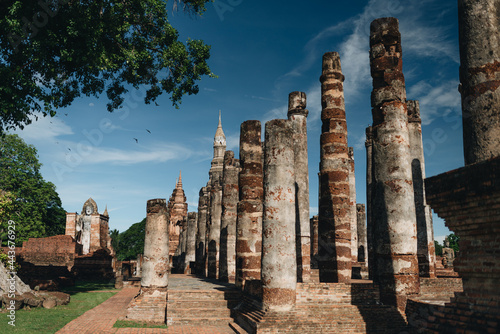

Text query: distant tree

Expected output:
[434,240,443,256]
[0,134,66,245]
[116,218,146,261]
[0,190,16,245]
[447,233,460,253]
[109,228,120,253]
[0,0,214,133]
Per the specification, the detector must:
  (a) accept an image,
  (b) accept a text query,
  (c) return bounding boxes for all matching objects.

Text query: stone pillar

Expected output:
[318,51,352,283]
[348,147,358,264]
[369,17,419,311]
[407,100,436,278]
[207,181,222,279]
[126,199,169,324]
[287,91,311,283]
[356,204,367,264]
[236,121,263,289]
[458,0,500,165]
[185,212,197,274]
[195,187,208,277]
[219,150,240,283]
[365,126,375,280]
[310,215,319,268]
[262,119,297,311]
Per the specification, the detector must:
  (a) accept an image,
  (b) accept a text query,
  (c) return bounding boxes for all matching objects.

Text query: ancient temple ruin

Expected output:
[128,2,499,331]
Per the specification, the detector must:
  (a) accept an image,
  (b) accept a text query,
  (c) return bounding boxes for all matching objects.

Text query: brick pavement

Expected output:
[56,279,238,334]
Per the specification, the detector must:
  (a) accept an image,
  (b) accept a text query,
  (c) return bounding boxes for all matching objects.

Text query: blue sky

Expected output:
[12,0,463,243]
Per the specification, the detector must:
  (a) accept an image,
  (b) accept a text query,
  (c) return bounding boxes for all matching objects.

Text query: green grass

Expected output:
[0,281,117,334]
[113,319,168,328]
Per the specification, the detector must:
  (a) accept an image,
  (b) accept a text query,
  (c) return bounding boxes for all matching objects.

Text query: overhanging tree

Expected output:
[0,134,66,245]
[0,0,213,132]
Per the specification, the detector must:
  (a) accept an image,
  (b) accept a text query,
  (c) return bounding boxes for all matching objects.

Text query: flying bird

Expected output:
[154,102,159,106]
[67,147,71,151]
[133,138,138,143]
[64,113,68,116]
[146,129,151,134]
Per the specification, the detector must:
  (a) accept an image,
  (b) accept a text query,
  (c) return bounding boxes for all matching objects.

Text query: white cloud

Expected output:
[407,80,461,125]
[13,114,73,141]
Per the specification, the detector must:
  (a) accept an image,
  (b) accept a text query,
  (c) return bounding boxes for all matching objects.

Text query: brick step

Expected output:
[168,299,239,309]
[168,289,241,301]
[167,316,234,326]
[167,306,232,318]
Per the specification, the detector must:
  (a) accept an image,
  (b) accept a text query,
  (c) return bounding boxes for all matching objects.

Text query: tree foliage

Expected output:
[0,134,66,245]
[434,240,443,256]
[113,218,146,261]
[447,233,460,253]
[0,0,213,132]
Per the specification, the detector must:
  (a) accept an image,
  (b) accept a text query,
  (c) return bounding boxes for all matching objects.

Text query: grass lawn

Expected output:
[0,280,118,334]
[113,319,168,328]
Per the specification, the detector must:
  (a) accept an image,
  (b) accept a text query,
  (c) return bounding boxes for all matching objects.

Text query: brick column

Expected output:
[207,181,222,279]
[236,121,263,289]
[310,215,319,269]
[219,151,240,283]
[348,147,358,264]
[126,198,169,324]
[458,0,500,165]
[365,126,374,280]
[356,204,367,264]
[262,119,296,311]
[287,91,311,283]
[369,17,419,311]
[407,100,436,278]
[318,51,352,283]
[195,187,208,277]
[185,212,197,274]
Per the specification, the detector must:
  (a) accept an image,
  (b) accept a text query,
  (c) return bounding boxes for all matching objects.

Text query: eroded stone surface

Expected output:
[369,17,419,311]
[318,52,352,283]
[236,120,263,290]
[262,119,297,311]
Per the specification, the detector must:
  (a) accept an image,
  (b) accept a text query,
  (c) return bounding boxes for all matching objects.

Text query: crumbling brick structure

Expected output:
[126,199,169,324]
[287,91,311,283]
[369,17,419,311]
[167,171,188,262]
[235,120,263,290]
[318,52,352,283]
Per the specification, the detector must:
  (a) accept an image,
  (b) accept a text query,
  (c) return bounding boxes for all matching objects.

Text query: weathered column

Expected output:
[219,150,240,283]
[262,119,297,311]
[126,199,169,324]
[365,126,375,280]
[348,147,358,264]
[287,91,311,283]
[458,0,500,165]
[195,187,208,277]
[356,204,367,264]
[369,17,419,311]
[310,215,319,269]
[236,121,263,289]
[207,181,222,279]
[204,185,211,276]
[185,212,197,274]
[407,100,436,278]
[318,51,352,283]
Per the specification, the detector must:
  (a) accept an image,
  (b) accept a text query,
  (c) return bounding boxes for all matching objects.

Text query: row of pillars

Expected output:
[136,17,438,315]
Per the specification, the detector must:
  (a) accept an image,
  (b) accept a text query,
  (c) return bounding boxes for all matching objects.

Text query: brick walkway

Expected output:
[56,284,237,334]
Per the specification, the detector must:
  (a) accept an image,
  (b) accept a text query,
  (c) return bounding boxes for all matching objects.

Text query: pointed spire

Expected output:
[177,170,183,189]
[214,110,226,147]
[103,205,109,217]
